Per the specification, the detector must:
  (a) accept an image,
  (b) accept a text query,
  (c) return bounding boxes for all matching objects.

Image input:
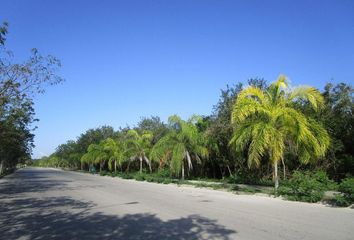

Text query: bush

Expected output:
[120,173,134,179]
[155,169,171,178]
[279,170,334,203]
[134,173,146,181]
[225,174,273,186]
[335,178,354,206]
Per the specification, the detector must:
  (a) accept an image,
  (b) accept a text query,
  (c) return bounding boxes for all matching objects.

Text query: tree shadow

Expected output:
[0,196,236,240]
[0,168,71,197]
[0,168,237,239]
[0,168,104,198]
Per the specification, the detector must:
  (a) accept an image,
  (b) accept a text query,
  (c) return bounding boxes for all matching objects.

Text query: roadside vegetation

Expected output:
[32,77,354,207]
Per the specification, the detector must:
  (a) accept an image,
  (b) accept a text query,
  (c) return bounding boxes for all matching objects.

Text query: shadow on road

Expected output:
[0,168,236,239]
[0,168,71,197]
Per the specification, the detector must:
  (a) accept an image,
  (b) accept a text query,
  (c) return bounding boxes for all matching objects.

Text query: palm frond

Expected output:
[288,86,324,111]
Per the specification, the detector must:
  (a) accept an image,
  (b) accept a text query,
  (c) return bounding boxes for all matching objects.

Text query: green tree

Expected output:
[136,116,168,144]
[319,83,354,178]
[0,22,63,174]
[102,138,125,173]
[81,143,102,171]
[151,115,208,180]
[76,126,116,155]
[124,129,153,173]
[54,140,81,169]
[230,75,330,192]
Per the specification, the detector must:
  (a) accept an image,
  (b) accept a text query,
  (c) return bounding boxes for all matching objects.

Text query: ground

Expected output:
[0,168,353,240]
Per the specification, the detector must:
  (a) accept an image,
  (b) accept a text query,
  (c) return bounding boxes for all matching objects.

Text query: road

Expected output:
[0,168,353,240]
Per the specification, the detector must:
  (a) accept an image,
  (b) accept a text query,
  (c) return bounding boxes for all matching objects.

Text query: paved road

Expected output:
[0,168,353,240]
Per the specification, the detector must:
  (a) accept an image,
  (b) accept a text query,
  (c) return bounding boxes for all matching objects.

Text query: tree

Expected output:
[151,115,208,180]
[136,116,168,144]
[205,78,268,179]
[54,140,81,169]
[317,83,354,179]
[124,129,153,173]
[230,75,330,192]
[102,138,125,173]
[0,22,63,174]
[80,143,102,171]
[76,126,115,155]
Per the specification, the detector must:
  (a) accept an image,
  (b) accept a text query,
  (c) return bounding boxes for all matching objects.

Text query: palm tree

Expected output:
[81,143,102,172]
[151,115,208,180]
[102,138,125,173]
[230,75,330,192]
[124,129,153,173]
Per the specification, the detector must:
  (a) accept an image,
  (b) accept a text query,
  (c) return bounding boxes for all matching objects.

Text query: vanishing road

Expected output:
[0,168,353,240]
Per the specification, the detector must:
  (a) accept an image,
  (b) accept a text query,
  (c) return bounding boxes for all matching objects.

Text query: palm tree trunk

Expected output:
[0,161,4,176]
[274,161,279,195]
[281,157,286,179]
[139,156,143,174]
[144,156,152,173]
[181,160,185,180]
[227,164,232,177]
[114,160,117,173]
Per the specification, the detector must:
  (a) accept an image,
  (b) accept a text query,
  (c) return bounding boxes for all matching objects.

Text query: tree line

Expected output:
[34,76,354,190]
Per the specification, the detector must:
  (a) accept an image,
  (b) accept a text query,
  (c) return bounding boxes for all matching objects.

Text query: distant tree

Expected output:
[230,75,330,192]
[102,138,125,173]
[124,129,153,173]
[136,116,168,144]
[319,83,354,178]
[81,143,102,171]
[54,140,81,169]
[0,21,8,45]
[76,126,115,155]
[151,115,208,179]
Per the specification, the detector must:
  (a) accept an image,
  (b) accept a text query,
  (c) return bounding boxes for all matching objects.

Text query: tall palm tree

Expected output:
[124,129,153,173]
[151,115,208,180]
[102,138,125,173]
[230,75,330,192]
[81,143,102,172]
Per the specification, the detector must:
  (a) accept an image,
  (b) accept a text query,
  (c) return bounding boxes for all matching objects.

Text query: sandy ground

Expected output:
[0,167,353,240]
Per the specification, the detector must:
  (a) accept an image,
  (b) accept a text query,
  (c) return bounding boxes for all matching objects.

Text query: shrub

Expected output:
[134,173,146,181]
[120,173,134,179]
[279,170,334,203]
[335,178,354,207]
[155,169,171,178]
[162,178,172,184]
[225,174,273,186]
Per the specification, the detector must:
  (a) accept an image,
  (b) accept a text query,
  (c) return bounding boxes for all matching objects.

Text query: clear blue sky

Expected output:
[1,0,353,158]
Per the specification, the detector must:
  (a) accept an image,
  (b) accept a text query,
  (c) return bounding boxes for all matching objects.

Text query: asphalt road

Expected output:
[0,168,353,240]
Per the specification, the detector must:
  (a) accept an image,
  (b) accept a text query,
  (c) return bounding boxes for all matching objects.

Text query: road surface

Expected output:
[0,168,353,240]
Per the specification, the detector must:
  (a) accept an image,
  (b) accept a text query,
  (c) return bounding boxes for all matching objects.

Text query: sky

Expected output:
[1,0,353,158]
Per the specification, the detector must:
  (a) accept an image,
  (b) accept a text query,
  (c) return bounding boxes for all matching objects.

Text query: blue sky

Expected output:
[1,0,353,158]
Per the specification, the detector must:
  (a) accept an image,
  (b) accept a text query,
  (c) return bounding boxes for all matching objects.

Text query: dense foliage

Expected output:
[230,76,330,191]
[278,171,335,202]
[335,178,354,206]
[33,76,353,194]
